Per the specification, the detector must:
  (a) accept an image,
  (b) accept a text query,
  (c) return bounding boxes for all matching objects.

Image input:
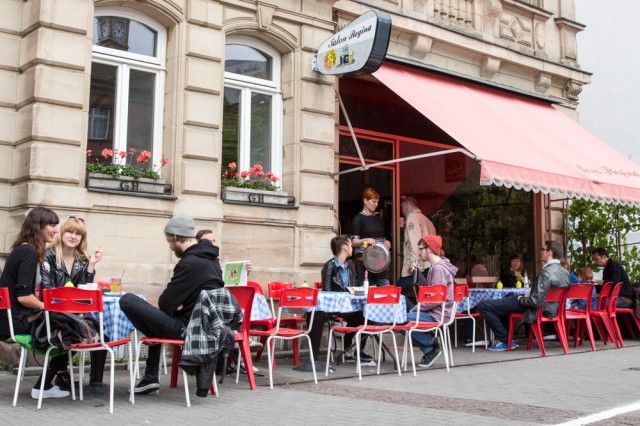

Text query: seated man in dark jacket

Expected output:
[592,247,634,308]
[478,241,570,351]
[120,213,224,394]
[315,235,370,364]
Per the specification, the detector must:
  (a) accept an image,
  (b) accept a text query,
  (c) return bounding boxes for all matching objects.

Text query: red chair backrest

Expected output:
[607,282,623,314]
[453,284,468,302]
[278,287,318,309]
[566,284,594,311]
[417,285,447,304]
[246,281,265,296]
[544,286,568,304]
[366,285,401,305]
[227,286,255,336]
[267,282,293,300]
[42,287,103,313]
[597,281,613,310]
[0,287,11,310]
[314,282,322,290]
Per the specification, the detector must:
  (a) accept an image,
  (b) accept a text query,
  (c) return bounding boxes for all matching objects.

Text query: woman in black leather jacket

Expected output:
[40,216,106,394]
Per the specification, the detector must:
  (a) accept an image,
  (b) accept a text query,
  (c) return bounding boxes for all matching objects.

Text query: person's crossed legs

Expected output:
[477,295,525,351]
[119,294,185,394]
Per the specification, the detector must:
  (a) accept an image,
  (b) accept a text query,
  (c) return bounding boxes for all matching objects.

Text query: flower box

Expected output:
[221,186,295,208]
[86,172,172,197]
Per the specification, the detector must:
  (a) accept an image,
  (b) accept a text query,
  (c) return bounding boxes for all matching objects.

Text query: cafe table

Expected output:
[250,293,273,321]
[457,288,529,313]
[315,291,407,324]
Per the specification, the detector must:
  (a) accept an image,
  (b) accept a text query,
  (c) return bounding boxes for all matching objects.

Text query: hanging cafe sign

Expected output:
[313,10,391,77]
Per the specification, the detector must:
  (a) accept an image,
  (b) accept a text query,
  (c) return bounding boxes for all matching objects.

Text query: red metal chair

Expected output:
[41,287,134,413]
[615,289,640,340]
[227,286,256,390]
[564,284,596,351]
[325,286,403,381]
[507,286,569,356]
[246,281,276,363]
[394,285,447,376]
[0,287,32,408]
[266,282,304,366]
[453,284,487,352]
[251,287,319,389]
[591,282,624,348]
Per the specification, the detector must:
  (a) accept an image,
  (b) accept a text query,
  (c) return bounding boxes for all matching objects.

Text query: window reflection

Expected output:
[93,16,157,57]
[126,70,156,155]
[225,44,272,80]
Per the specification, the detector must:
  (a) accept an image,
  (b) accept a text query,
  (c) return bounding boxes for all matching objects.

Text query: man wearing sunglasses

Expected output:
[478,241,570,351]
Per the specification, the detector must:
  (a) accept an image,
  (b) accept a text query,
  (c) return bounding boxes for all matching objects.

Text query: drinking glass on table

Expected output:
[110,278,122,294]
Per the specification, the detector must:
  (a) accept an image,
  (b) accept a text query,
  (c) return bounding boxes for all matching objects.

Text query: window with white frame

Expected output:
[88,10,165,171]
[222,37,282,183]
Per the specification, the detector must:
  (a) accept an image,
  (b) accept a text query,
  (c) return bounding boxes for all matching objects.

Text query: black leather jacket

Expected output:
[321,258,356,292]
[519,261,570,323]
[40,248,95,290]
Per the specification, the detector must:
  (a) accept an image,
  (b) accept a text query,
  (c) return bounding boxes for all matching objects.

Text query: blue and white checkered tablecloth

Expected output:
[99,295,139,342]
[313,291,407,324]
[251,294,272,321]
[457,288,529,313]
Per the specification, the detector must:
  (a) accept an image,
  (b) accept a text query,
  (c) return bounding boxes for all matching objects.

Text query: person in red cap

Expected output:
[403,235,457,368]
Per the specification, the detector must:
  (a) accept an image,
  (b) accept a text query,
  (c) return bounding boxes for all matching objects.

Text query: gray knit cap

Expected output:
[164,213,196,238]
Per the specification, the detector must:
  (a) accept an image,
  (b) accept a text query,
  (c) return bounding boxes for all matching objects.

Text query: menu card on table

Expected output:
[222,261,249,286]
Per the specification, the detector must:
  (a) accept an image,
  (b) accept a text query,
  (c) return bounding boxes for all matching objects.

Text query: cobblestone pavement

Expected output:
[1,338,639,425]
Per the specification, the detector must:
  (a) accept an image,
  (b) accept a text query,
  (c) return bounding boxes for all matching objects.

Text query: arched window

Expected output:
[223,37,282,184]
[88,9,166,172]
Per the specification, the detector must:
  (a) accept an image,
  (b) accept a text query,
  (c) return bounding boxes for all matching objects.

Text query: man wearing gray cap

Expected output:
[120,212,224,394]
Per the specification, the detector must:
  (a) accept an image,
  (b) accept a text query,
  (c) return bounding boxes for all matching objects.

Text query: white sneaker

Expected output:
[31,385,70,400]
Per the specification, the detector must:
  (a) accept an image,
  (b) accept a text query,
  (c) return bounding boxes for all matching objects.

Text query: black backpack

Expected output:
[31,311,101,351]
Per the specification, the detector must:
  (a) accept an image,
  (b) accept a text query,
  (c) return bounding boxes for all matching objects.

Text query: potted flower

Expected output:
[221,163,292,207]
[86,148,171,195]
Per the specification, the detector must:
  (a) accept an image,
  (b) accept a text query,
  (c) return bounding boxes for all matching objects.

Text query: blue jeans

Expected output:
[119,294,185,380]
[404,311,438,354]
[477,295,525,343]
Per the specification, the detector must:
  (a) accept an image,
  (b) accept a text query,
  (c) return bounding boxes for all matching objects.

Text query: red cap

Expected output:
[422,235,442,255]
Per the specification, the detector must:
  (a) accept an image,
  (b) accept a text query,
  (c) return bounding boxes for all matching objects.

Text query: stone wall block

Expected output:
[182,159,218,195]
[0,35,21,70]
[30,142,81,182]
[20,28,87,70]
[299,228,334,266]
[31,103,84,144]
[300,111,334,145]
[300,143,333,174]
[18,66,85,108]
[0,0,22,33]
[23,0,91,34]
[0,70,18,107]
[300,81,334,115]
[300,173,334,206]
[183,90,220,128]
[185,56,222,94]
[183,126,219,160]
[185,25,223,61]
[187,0,223,28]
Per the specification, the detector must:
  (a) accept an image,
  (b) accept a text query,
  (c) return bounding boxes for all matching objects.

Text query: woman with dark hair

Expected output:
[500,254,523,288]
[350,188,391,286]
[41,216,106,394]
[0,207,70,400]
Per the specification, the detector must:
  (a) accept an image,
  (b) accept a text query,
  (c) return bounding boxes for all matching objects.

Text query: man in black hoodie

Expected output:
[120,213,224,394]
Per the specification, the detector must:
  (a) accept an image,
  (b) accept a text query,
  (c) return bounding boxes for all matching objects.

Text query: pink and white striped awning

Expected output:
[374,62,640,206]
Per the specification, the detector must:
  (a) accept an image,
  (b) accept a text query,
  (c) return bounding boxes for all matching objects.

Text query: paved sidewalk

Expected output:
[1,338,639,425]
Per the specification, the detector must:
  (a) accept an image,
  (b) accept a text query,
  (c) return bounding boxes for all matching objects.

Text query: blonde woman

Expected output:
[41,216,102,289]
[40,216,105,395]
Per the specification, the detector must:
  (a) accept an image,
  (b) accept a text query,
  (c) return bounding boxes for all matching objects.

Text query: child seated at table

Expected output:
[567,266,597,311]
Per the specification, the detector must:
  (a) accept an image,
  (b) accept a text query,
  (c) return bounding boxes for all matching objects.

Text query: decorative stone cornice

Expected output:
[564,79,583,101]
[480,56,501,79]
[410,34,432,61]
[535,72,551,94]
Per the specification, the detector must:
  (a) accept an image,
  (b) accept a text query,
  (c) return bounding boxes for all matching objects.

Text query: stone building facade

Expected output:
[0,0,590,297]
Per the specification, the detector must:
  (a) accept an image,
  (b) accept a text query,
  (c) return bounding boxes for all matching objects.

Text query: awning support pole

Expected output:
[334,148,478,176]
[336,89,366,168]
